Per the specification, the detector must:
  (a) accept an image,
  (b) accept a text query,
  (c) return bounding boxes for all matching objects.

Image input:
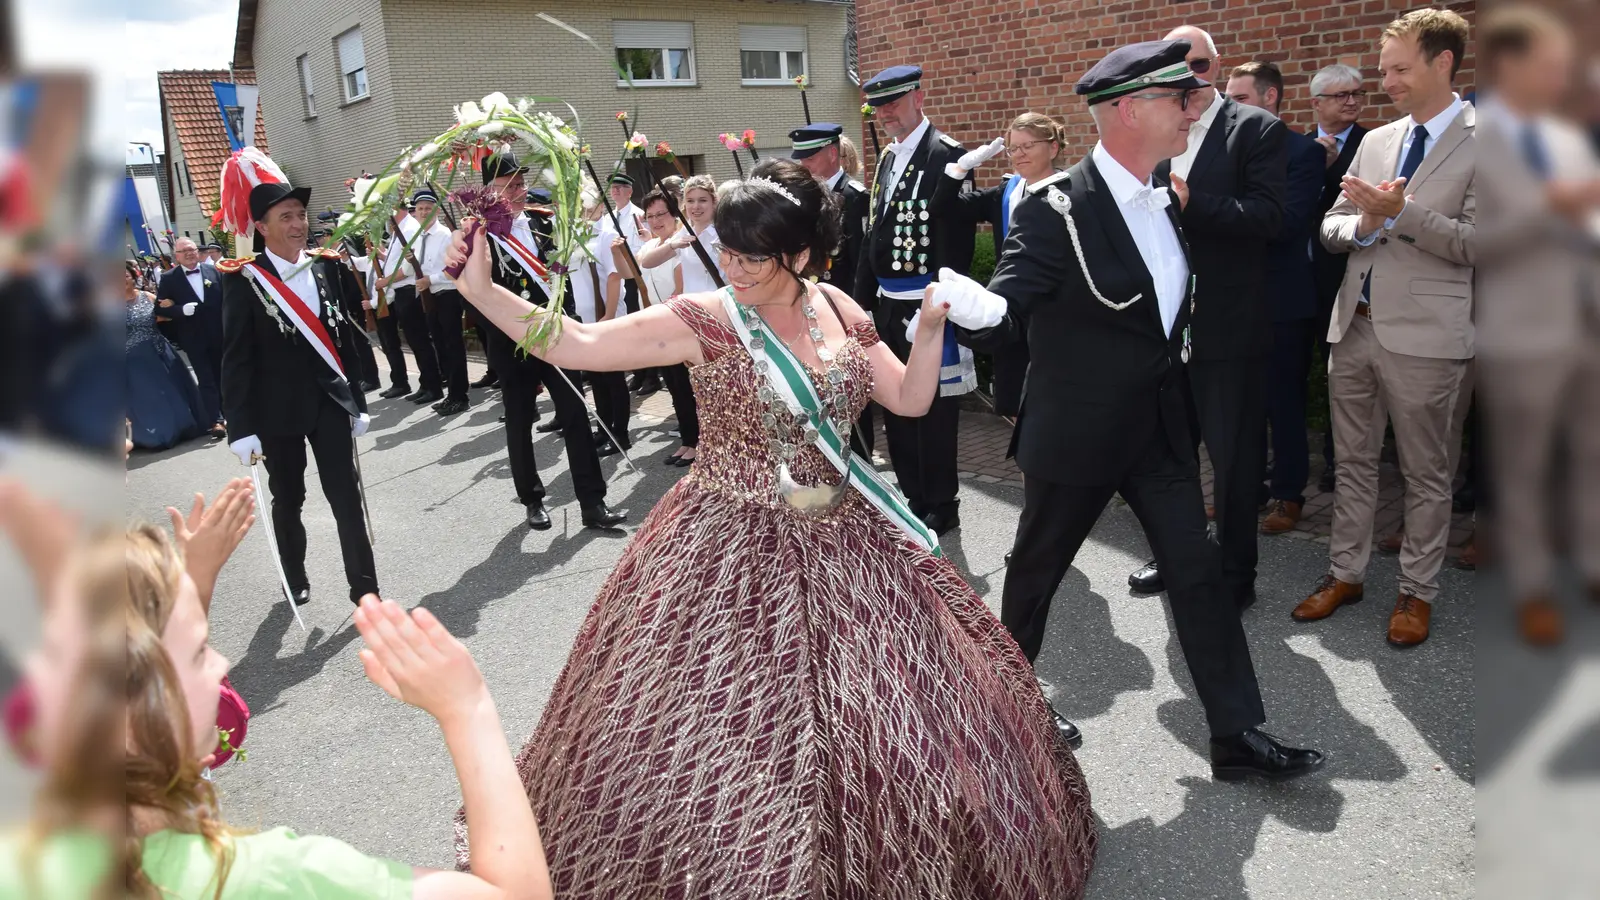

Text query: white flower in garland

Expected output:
[480,92,512,115]
[478,121,507,137]
[407,142,440,168]
[454,100,488,128]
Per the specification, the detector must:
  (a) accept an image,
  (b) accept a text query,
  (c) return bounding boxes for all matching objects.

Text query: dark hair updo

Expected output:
[714,158,841,282]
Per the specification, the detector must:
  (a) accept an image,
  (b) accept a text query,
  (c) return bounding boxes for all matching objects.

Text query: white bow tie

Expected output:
[1130,186,1171,212]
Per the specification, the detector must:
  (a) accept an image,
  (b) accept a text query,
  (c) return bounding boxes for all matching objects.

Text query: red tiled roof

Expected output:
[157,69,269,217]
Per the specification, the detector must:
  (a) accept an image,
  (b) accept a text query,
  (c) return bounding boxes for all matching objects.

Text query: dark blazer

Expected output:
[1266,129,1328,322]
[221,251,369,441]
[1309,123,1369,313]
[929,171,1031,244]
[1157,96,1287,360]
[956,158,1198,487]
[155,262,225,354]
[853,123,976,337]
[822,173,869,296]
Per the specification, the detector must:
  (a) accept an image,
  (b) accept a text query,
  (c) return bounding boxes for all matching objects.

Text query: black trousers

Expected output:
[486,327,607,507]
[1264,319,1315,505]
[189,344,224,425]
[1188,356,1268,603]
[259,396,378,602]
[427,289,470,402]
[375,312,407,389]
[662,363,700,448]
[1003,440,1266,737]
[390,288,442,394]
[353,322,380,387]
[882,394,960,518]
[586,369,631,447]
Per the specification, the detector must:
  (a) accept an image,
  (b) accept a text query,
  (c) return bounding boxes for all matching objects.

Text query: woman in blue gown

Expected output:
[124,261,204,450]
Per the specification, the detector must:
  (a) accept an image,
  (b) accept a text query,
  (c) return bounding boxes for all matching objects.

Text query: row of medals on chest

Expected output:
[887,161,931,274]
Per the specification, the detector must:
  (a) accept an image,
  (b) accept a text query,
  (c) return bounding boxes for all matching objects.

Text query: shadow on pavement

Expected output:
[229,600,362,715]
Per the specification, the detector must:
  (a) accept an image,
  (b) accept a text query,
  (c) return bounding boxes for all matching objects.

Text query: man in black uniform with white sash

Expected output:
[220,182,377,606]
[852,65,977,536]
[943,40,1324,781]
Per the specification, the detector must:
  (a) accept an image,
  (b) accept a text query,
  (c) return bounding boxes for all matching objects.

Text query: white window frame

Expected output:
[739,25,808,86]
[613,21,696,87]
[335,26,369,103]
[297,53,318,118]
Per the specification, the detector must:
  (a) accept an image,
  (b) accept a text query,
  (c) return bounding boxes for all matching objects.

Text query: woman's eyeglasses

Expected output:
[1006,140,1053,155]
[712,242,773,275]
[1315,90,1367,105]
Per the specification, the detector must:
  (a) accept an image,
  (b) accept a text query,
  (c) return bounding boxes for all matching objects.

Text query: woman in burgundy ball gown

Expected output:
[446,158,1095,898]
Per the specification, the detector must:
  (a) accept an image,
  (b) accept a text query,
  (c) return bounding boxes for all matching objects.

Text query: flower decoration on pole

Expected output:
[741,129,760,163]
[719,132,750,178]
[625,132,648,154]
[655,140,690,179]
[794,74,813,125]
[316,90,591,353]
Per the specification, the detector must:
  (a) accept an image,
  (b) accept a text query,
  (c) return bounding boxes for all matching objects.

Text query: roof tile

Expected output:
[157,69,269,216]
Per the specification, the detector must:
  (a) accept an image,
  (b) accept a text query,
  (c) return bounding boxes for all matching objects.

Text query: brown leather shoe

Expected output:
[1260,500,1303,535]
[1387,594,1432,647]
[1293,573,1364,621]
[1377,531,1403,554]
[1517,595,1563,647]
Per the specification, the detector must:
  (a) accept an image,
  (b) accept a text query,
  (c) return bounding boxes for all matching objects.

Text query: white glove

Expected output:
[229,435,262,466]
[945,136,1009,179]
[905,309,922,343]
[352,413,370,438]
[182,302,198,317]
[932,268,1007,330]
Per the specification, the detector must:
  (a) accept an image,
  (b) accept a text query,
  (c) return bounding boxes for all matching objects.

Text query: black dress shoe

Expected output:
[358,380,380,393]
[379,384,412,400]
[671,455,694,467]
[1047,702,1083,751]
[1318,468,1336,493]
[626,375,644,392]
[471,373,499,389]
[1128,559,1164,593]
[636,381,660,396]
[580,501,626,529]
[1004,550,1013,566]
[1211,728,1326,782]
[498,414,507,423]
[433,397,469,416]
[536,418,563,433]
[525,501,552,531]
[408,389,444,405]
[289,587,311,606]
[596,441,619,458]
[1236,587,1258,614]
[920,510,960,536]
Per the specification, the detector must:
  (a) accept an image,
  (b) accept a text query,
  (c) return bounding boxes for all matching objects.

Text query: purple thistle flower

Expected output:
[447,186,517,236]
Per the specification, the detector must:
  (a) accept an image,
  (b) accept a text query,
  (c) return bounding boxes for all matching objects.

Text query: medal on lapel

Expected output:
[1181,325,1192,363]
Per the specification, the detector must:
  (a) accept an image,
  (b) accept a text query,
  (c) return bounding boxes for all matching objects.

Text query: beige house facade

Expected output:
[234,0,860,218]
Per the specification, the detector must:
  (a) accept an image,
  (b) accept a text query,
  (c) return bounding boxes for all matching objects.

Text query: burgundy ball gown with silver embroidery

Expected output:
[456,295,1096,897]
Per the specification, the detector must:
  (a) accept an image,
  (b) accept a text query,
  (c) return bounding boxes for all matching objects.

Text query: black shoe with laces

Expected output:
[1211,729,1326,782]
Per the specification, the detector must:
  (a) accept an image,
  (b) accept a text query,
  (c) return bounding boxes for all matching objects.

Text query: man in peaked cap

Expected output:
[853,64,978,536]
[793,121,875,459]
[947,38,1325,781]
[219,181,377,607]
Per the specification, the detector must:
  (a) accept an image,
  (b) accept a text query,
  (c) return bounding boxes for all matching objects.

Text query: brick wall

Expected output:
[856,0,1477,183]
[251,0,857,216]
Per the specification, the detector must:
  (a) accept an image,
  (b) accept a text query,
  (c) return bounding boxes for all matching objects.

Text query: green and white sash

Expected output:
[719,287,942,557]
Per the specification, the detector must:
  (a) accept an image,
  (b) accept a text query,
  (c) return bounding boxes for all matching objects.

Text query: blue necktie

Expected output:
[1520,124,1552,180]
[1364,124,1430,303]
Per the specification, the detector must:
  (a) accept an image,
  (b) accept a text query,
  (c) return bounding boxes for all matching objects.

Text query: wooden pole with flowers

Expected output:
[795,74,812,125]
[718,130,759,178]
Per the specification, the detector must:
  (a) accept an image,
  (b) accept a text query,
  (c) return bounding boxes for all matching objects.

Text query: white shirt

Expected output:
[1317,122,1356,153]
[263,246,320,318]
[824,168,846,191]
[381,215,420,296]
[1092,143,1186,337]
[417,220,455,290]
[1394,93,1465,179]
[642,250,680,307]
[882,116,932,212]
[677,224,725,295]
[183,266,206,301]
[571,233,620,324]
[597,202,649,256]
[1170,89,1224,180]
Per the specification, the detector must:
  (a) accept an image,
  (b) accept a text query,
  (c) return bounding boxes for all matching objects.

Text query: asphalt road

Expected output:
[120,384,1478,899]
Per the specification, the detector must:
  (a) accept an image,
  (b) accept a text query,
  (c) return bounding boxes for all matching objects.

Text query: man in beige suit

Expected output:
[1474,5,1600,646]
[1296,8,1475,647]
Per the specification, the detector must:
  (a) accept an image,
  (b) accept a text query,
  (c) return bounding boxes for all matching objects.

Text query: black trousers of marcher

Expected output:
[882,395,960,518]
[586,369,631,448]
[661,363,700,448]
[486,327,607,507]
[1188,356,1268,604]
[1264,319,1315,505]
[375,312,408,390]
[1002,439,1266,738]
[188,344,224,425]
[353,322,380,387]
[390,287,442,394]
[427,288,470,402]
[259,395,378,602]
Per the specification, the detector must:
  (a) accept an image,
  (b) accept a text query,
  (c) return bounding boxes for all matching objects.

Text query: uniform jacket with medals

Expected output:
[955,158,1198,487]
[489,211,576,320]
[852,125,976,332]
[219,249,369,442]
[823,173,869,296]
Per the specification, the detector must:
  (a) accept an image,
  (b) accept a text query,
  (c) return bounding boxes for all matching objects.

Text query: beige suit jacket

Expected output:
[1321,103,1477,360]
[1473,108,1600,358]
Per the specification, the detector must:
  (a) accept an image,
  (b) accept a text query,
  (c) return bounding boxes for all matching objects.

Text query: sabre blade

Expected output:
[250,461,307,632]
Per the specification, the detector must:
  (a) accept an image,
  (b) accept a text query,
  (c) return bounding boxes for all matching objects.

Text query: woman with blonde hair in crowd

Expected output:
[0,480,554,899]
[838,134,863,181]
[634,173,725,295]
[932,111,1068,419]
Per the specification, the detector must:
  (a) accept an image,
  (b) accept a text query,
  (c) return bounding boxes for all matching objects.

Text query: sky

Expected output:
[120,0,242,159]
